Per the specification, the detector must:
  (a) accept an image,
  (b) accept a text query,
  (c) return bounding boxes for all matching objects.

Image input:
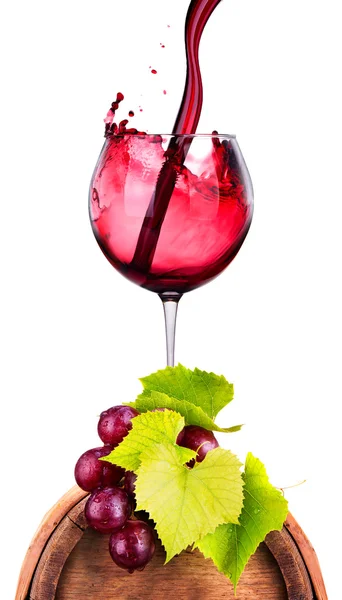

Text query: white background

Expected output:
[1,0,341,598]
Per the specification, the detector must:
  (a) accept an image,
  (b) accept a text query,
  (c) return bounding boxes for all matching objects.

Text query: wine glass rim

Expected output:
[111,132,237,139]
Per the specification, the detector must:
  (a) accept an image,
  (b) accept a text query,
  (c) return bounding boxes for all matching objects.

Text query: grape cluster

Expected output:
[75,405,219,572]
[74,405,155,572]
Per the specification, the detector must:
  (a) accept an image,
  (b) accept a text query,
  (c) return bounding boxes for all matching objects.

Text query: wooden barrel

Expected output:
[16,486,328,600]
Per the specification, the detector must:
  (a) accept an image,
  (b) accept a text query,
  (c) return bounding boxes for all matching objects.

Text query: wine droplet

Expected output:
[128,111,134,117]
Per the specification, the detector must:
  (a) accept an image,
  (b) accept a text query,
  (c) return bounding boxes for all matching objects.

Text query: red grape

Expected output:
[109,520,155,572]
[74,446,124,492]
[98,406,139,445]
[176,425,219,464]
[85,486,131,534]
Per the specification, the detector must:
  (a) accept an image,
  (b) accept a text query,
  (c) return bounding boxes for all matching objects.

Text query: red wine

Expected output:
[130,0,223,276]
[90,133,252,294]
[90,0,253,294]
[104,92,146,137]
[173,0,222,135]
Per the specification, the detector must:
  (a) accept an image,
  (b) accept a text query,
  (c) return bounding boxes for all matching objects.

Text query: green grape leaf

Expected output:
[135,444,244,562]
[196,453,288,590]
[127,391,242,433]
[138,364,234,420]
[101,410,193,472]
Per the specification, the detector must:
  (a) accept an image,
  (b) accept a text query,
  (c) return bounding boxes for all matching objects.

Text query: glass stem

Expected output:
[159,292,183,367]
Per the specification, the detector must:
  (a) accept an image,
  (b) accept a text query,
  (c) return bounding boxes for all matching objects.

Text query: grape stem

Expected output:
[278,479,307,496]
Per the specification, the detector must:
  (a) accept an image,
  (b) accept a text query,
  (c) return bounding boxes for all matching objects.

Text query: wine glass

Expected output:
[89,133,253,366]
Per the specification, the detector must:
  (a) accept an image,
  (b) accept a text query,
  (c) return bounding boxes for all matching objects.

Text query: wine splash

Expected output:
[90,132,252,294]
[104,92,146,136]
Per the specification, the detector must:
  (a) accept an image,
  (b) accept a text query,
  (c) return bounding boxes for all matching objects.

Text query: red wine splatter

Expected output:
[151,69,157,74]
[104,94,145,137]
[163,90,167,95]
[104,92,125,135]
[160,43,165,48]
